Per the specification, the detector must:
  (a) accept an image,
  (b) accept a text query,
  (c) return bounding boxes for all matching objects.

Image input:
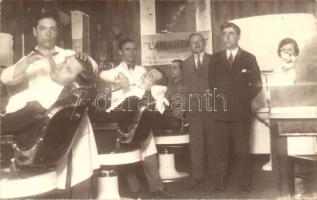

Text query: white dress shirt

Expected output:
[226,47,239,60]
[194,52,205,69]
[100,61,146,87]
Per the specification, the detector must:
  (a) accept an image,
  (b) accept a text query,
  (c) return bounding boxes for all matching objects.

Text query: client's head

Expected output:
[53,55,92,86]
[140,67,168,90]
[170,59,183,80]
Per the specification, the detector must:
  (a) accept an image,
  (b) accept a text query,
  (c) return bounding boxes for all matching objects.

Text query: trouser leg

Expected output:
[209,121,230,189]
[143,154,164,192]
[126,173,141,193]
[231,120,251,187]
[188,113,205,180]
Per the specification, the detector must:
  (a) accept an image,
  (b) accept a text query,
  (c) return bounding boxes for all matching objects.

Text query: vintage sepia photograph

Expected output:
[0,0,317,199]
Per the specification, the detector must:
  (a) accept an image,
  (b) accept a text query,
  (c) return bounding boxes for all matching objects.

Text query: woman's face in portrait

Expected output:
[280,43,296,64]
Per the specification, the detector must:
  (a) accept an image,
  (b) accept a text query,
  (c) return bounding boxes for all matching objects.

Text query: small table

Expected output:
[97,149,142,199]
[155,133,190,182]
[0,171,57,199]
[269,107,317,198]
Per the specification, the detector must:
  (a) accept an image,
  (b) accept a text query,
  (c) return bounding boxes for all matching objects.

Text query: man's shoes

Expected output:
[201,185,223,195]
[186,179,204,189]
[150,189,177,198]
[239,185,251,194]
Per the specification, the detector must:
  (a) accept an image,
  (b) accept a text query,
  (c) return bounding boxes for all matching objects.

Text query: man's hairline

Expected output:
[221,27,240,36]
[34,17,58,29]
[119,41,137,51]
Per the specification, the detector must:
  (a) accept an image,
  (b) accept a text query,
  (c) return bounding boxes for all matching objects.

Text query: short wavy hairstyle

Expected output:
[220,21,241,35]
[277,37,299,57]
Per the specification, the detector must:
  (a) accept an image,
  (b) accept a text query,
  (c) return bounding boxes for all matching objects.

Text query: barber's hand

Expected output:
[75,52,95,74]
[75,52,90,62]
[25,51,44,65]
[116,72,130,89]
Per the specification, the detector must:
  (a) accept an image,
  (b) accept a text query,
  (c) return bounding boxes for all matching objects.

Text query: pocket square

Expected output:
[241,68,248,73]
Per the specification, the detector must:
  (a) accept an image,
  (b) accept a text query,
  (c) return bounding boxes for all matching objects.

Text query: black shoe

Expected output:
[186,179,204,189]
[239,185,251,194]
[151,189,177,199]
[201,185,223,195]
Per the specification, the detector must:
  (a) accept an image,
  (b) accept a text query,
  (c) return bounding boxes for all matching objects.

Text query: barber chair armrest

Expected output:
[92,123,120,131]
[1,135,15,145]
[118,104,149,144]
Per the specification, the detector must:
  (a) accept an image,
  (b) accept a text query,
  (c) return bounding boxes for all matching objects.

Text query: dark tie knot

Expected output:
[228,53,234,66]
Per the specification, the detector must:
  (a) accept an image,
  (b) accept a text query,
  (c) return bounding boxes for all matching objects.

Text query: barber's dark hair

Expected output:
[33,9,59,28]
[277,37,299,57]
[119,38,135,50]
[152,67,168,86]
[188,32,205,44]
[220,21,241,35]
[171,59,183,70]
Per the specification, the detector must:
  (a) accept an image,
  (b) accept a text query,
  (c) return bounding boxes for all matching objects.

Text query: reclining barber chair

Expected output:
[90,99,149,199]
[153,112,189,182]
[0,83,91,199]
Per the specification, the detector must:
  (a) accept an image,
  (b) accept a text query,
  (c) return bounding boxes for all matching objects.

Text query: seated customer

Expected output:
[2,53,95,136]
[1,52,99,198]
[154,59,186,131]
[96,67,169,148]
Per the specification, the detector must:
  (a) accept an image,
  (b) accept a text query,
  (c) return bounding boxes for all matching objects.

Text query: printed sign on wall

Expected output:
[141,30,211,66]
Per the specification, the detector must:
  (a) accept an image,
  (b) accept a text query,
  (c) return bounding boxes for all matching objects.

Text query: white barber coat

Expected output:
[1,46,100,187]
[100,62,157,159]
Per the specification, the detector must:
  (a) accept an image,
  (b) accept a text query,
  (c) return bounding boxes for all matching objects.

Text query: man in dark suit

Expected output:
[206,22,262,194]
[182,33,213,189]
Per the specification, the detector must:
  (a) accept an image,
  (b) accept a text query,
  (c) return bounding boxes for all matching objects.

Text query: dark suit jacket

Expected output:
[209,48,262,121]
[183,53,212,115]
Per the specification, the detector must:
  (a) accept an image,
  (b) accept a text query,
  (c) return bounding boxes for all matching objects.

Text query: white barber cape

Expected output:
[100,62,169,160]
[2,46,100,188]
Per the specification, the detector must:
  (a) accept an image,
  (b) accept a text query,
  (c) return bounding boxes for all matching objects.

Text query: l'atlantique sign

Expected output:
[141,31,211,66]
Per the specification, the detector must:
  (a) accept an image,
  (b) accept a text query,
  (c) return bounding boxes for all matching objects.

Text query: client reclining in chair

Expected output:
[153,59,187,133]
[2,53,94,135]
[95,67,169,151]
[1,13,100,198]
[1,51,98,174]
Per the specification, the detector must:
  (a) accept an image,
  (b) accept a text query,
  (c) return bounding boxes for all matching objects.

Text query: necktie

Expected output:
[197,54,202,69]
[228,53,234,67]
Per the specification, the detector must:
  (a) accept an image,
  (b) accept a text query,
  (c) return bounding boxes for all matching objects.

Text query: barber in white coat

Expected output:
[100,38,175,198]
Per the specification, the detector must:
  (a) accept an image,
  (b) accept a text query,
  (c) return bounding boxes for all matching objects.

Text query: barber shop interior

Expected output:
[1,0,317,199]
